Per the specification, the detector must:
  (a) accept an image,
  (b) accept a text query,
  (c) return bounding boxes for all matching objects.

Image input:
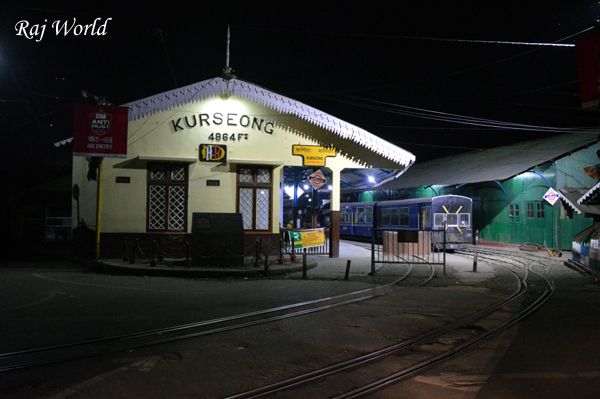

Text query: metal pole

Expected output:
[150,240,157,267]
[302,248,307,279]
[279,231,285,265]
[345,259,351,280]
[371,226,376,275]
[291,234,296,263]
[123,238,129,262]
[132,238,138,264]
[311,185,316,228]
[95,158,104,260]
[185,241,191,268]
[76,197,80,228]
[264,255,269,276]
[443,223,446,276]
[328,226,333,258]
[293,170,299,228]
[473,252,478,272]
[254,239,259,267]
[157,238,163,261]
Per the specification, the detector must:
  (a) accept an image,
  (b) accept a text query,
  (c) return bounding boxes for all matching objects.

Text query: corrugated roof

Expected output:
[124,77,415,168]
[380,133,599,189]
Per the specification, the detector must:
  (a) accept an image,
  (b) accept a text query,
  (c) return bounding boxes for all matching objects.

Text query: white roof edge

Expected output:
[558,189,583,214]
[124,77,415,168]
[578,181,600,204]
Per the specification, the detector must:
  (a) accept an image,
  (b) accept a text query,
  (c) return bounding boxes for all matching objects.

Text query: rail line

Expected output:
[226,249,552,398]
[0,260,427,373]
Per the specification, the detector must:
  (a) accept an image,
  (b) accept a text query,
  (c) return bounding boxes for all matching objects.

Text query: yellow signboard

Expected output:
[292,145,336,166]
[290,228,326,249]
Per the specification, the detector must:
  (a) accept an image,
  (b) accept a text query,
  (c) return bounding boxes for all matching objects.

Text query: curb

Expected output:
[98,260,318,278]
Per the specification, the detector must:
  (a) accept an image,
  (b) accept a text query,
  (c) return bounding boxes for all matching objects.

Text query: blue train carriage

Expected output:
[430,195,473,249]
[339,195,473,249]
[377,198,433,231]
[340,202,376,239]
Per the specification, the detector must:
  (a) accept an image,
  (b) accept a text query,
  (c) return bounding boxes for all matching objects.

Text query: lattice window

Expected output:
[237,166,272,231]
[256,189,270,229]
[238,168,253,183]
[147,163,188,232]
[170,166,186,181]
[239,188,254,230]
[150,170,165,181]
[148,186,166,230]
[256,168,271,184]
[167,186,186,230]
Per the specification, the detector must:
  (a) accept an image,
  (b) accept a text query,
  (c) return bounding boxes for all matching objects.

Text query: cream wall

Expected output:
[73,96,368,233]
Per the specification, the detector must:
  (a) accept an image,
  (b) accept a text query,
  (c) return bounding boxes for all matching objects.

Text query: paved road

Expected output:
[0,247,597,398]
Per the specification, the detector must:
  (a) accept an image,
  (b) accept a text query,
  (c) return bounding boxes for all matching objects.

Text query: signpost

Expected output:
[307,169,327,190]
[292,145,336,166]
[543,187,561,206]
[73,105,128,157]
[289,228,326,250]
[73,105,129,260]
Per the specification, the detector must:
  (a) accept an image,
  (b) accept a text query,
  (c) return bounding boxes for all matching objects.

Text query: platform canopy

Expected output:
[379,133,599,189]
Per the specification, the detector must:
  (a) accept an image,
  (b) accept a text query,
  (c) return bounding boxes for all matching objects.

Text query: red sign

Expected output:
[576,35,600,108]
[73,105,128,157]
[308,169,327,190]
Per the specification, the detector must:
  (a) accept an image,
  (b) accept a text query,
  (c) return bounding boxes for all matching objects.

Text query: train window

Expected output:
[447,214,458,226]
[381,209,391,225]
[398,207,409,226]
[459,213,470,227]
[357,207,365,224]
[434,213,445,228]
[341,208,352,224]
[366,207,373,224]
[390,210,399,225]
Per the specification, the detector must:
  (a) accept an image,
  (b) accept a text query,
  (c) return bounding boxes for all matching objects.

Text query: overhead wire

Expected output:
[325,94,599,134]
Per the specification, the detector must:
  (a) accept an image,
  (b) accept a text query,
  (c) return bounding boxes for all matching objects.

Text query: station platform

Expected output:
[96,241,571,280]
[97,241,374,279]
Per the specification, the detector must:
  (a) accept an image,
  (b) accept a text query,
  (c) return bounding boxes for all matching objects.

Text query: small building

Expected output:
[378,133,600,250]
[72,77,415,259]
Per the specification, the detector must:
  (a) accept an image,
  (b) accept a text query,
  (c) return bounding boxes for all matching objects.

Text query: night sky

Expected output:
[2,2,600,189]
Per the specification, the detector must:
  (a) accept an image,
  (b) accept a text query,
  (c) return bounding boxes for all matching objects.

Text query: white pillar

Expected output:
[331,167,341,211]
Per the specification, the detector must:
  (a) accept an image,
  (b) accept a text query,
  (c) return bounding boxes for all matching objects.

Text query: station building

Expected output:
[72,77,415,259]
[376,133,600,251]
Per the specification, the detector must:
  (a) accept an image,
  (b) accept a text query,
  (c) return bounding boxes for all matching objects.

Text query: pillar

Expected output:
[330,167,341,257]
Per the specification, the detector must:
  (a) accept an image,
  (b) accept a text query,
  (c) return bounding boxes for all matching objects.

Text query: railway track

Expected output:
[225,249,553,398]
[0,260,430,373]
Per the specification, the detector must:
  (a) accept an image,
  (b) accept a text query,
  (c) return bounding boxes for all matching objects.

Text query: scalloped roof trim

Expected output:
[124,77,415,167]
